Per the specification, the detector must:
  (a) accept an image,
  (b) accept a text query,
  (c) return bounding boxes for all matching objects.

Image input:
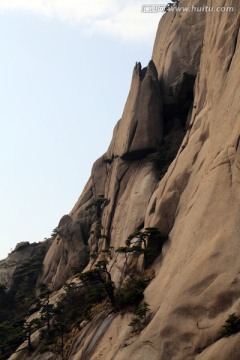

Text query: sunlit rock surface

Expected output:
[4,0,240,359]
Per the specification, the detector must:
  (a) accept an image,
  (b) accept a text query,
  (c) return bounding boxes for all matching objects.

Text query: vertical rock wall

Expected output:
[36,1,240,359]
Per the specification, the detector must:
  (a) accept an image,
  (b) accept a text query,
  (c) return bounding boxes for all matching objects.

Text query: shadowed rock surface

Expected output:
[0,240,50,291]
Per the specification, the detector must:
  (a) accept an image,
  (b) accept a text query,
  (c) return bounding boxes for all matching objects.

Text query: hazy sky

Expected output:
[0,0,168,260]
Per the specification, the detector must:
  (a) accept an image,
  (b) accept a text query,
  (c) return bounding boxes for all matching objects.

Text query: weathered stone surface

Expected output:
[67,1,240,359]
[113,1,240,359]
[38,155,111,289]
[69,312,116,360]
[4,0,240,359]
[69,313,134,360]
[38,214,89,289]
[0,240,50,290]
[152,0,207,134]
[38,16,166,292]
[152,0,206,100]
[100,157,160,282]
[196,333,240,360]
[9,346,54,360]
[107,61,163,159]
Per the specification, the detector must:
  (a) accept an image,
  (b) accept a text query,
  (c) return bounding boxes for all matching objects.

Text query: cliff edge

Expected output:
[2,1,240,359]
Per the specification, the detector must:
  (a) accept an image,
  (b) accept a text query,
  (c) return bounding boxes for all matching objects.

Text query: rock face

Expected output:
[107,61,163,159]
[3,0,240,359]
[39,61,165,289]
[138,1,240,358]
[0,240,50,290]
[38,213,89,289]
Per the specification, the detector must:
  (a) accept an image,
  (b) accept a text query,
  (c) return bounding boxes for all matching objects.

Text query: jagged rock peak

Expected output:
[133,60,158,82]
[107,59,163,160]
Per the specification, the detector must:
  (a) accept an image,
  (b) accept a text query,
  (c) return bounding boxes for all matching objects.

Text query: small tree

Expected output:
[39,286,54,331]
[86,196,110,258]
[47,320,68,360]
[85,196,109,219]
[165,0,179,12]
[23,318,40,350]
[129,302,150,334]
[221,313,240,336]
[51,227,59,238]
[95,259,115,306]
[55,322,68,360]
[79,259,115,307]
[116,227,168,271]
[115,274,148,310]
[0,320,25,359]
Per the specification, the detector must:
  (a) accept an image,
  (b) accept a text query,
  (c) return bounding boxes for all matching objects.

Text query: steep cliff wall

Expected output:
[38,60,166,289]
[67,1,240,359]
[4,0,240,359]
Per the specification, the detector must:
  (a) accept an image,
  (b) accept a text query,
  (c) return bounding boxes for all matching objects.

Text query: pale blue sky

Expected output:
[0,0,168,260]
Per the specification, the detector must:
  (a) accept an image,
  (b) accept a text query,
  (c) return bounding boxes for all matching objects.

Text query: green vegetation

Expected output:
[12,248,46,304]
[23,319,41,350]
[116,274,147,309]
[51,227,59,238]
[116,227,168,269]
[79,259,115,307]
[85,195,110,264]
[129,302,150,334]
[78,226,167,319]
[0,225,167,358]
[0,243,49,360]
[165,0,179,11]
[0,283,25,360]
[0,319,25,360]
[221,313,240,336]
[39,286,55,331]
[85,195,110,218]
[74,268,149,337]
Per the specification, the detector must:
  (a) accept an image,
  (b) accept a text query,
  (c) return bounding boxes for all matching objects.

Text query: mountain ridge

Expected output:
[1,1,240,359]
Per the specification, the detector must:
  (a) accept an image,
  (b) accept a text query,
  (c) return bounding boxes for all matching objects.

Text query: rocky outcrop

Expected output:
[152,0,206,96]
[2,0,240,359]
[38,214,89,289]
[152,0,206,133]
[39,60,166,289]
[66,1,240,359]
[107,61,163,159]
[132,1,240,358]
[0,240,50,291]
[99,1,239,359]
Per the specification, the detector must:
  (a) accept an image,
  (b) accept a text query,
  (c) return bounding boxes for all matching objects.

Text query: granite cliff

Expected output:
[1,0,240,359]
